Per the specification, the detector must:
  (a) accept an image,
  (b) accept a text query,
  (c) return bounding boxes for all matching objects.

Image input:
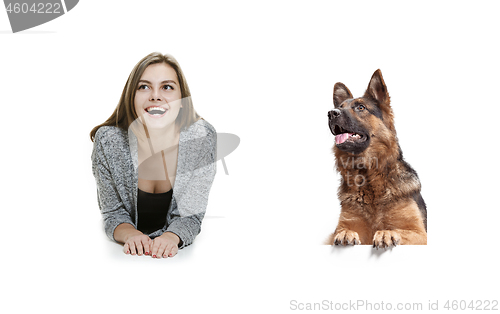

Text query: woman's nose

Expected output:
[150,89,162,101]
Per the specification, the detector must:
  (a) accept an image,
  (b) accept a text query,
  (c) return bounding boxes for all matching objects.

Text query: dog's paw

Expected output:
[331,230,361,246]
[372,230,401,249]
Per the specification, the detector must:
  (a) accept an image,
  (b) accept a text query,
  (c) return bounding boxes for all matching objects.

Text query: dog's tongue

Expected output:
[335,133,352,145]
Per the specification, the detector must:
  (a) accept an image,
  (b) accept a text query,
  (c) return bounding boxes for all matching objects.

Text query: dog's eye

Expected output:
[356,104,366,111]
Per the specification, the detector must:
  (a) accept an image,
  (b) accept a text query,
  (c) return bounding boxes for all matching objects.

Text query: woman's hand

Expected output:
[123,233,153,256]
[150,232,180,258]
[114,223,153,256]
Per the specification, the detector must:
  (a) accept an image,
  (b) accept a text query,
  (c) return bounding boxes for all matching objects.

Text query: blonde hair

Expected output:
[90,52,200,141]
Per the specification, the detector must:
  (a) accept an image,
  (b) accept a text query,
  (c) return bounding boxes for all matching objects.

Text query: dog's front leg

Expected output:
[373,200,427,248]
[326,210,371,245]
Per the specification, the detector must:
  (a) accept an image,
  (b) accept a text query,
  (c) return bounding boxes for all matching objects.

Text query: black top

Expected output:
[137,188,173,234]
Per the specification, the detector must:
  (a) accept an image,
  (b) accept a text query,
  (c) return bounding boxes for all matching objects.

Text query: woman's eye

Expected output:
[137,84,173,91]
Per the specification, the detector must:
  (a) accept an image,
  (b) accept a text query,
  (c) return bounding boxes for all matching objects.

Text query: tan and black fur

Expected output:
[326,69,427,248]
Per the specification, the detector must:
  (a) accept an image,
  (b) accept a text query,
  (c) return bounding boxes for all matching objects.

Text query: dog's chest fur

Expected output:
[338,160,419,223]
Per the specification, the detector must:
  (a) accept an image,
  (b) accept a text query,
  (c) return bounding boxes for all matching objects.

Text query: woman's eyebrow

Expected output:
[138,79,178,85]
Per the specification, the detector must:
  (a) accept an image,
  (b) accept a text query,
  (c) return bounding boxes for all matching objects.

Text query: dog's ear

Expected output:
[333,83,353,107]
[364,69,389,105]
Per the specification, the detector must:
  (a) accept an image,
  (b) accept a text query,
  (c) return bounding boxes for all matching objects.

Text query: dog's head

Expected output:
[328,69,396,156]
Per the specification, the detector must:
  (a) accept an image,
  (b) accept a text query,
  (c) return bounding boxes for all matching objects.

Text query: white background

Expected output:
[1,1,499,313]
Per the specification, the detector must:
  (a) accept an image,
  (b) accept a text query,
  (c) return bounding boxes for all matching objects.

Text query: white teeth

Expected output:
[146,106,166,112]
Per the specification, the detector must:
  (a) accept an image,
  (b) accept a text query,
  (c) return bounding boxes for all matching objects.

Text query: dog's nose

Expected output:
[328,109,341,119]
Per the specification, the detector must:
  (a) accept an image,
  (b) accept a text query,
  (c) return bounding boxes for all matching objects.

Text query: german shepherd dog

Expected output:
[326,70,427,248]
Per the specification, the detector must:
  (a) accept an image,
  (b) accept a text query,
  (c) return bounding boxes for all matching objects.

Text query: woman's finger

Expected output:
[143,238,151,256]
[157,241,168,258]
[149,240,154,256]
[146,238,153,256]
[168,245,178,258]
[156,240,169,259]
[124,243,130,254]
[162,244,171,258]
[135,239,144,256]
[150,239,160,258]
[129,241,137,255]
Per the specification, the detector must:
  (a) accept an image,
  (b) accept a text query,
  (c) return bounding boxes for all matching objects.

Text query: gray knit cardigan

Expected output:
[91,119,216,249]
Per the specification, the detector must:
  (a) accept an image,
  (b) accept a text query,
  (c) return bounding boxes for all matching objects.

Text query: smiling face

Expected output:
[134,62,183,130]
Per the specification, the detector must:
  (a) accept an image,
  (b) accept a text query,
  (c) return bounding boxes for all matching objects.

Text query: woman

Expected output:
[90,52,216,258]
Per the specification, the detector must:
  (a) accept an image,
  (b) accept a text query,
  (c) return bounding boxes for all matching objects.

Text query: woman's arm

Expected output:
[92,127,144,250]
[166,125,217,249]
[150,131,216,258]
[92,128,153,255]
